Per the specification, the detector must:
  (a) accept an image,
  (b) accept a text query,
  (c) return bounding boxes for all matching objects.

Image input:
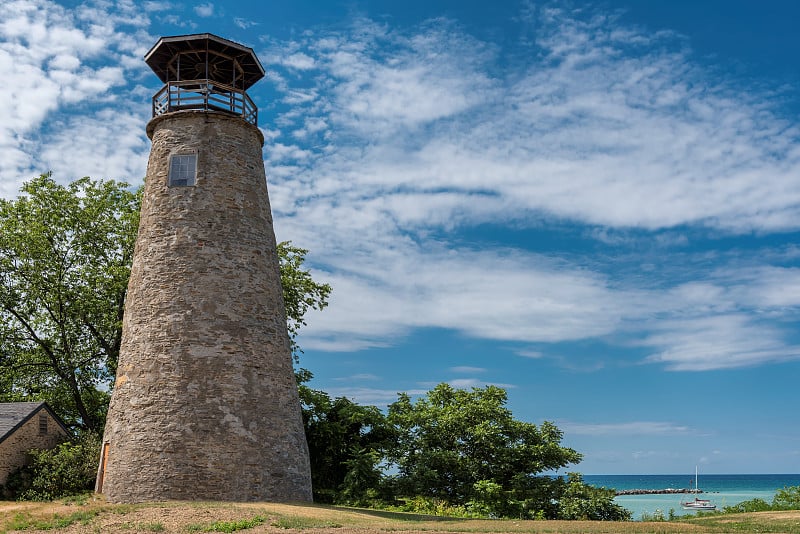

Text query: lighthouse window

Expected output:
[168,154,197,187]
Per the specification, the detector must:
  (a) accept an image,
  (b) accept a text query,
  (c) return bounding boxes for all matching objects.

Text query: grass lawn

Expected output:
[1,497,799,533]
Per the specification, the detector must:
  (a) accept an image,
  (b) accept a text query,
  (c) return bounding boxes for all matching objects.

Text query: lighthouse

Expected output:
[97,34,312,503]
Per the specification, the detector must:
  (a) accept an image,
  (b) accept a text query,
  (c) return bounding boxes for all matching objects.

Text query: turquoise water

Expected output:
[582,474,800,520]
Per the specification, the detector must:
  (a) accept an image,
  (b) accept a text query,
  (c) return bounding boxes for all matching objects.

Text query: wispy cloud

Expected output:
[281,52,316,70]
[297,247,623,353]
[267,10,800,239]
[333,373,380,381]
[4,2,799,377]
[450,366,486,373]
[193,2,214,17]
[516,350,544,359]
[39,110,150,182]
[263,9,800,372]
[642,314,800,371]
[0,0,152,192]
[233,17,258,30]
[322,386,427,406]
[561,421,692,436]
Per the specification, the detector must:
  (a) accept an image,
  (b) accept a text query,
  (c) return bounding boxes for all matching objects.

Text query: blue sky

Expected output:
[2,0,799,475]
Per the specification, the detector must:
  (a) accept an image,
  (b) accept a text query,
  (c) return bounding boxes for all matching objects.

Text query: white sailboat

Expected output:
[681,466,716,510]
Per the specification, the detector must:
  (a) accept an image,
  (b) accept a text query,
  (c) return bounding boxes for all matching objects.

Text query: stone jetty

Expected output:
[615,488,703,496]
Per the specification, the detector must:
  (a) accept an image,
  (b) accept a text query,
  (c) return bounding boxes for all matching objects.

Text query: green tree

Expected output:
[277,241,331,363]
[0,175,139,431]
[556,473,631,521]
[0,174,331,433]
[300,385,392,504]
[773,486,800,510]
[387,383,582,517]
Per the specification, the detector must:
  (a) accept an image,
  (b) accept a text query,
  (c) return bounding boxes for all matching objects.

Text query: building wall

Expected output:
[0,410,68,486]
[100,111,312,503]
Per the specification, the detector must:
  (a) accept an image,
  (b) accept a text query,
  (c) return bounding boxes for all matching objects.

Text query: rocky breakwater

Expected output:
[615,488,702,495]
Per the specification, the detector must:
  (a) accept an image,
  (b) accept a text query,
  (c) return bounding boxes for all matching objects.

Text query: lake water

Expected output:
[582,474,800,520]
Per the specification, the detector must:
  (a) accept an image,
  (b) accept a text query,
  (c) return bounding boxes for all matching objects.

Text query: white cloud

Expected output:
[39,109,150,183]
[193,2,214,17]
[729,266,800,308]
[0,0,153,193]
[516,350,544,359]
[631,450,683,461]
[322,386,427,406]
[234,17,258,29]
[450,366,486,373]
[642,314,800,371]
[268,10,800,238]
[5,3,799,377]
[143,1,172,12]
[267,10,800,372]
[334,373,379,381]
[282,52,316,70]
[562,421,692,436]
[294,246,624,353]
[447,378,485,389]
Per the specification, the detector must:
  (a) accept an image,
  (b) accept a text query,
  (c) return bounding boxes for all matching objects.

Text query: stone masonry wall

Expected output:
[0,411,68,486]
[100,111,312,503]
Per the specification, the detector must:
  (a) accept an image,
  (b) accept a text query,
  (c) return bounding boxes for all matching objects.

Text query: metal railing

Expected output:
[152,79,258,125]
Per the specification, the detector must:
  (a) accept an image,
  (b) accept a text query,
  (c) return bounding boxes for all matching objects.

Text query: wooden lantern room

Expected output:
[145,33,265,126]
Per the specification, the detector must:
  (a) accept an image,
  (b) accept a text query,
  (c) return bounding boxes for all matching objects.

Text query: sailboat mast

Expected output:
[695,465,699,493]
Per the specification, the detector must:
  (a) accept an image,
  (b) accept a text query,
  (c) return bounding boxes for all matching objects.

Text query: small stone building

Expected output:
[0,402,70,487]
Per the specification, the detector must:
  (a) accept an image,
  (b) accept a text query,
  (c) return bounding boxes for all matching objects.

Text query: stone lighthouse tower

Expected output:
[97,34,312,503]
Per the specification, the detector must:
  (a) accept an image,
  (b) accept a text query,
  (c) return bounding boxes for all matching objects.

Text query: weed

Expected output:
[111,503,138,515]
[6,512,34,531]
[271,515,342,529]
[4,509,98,530]
[61,492,91,506]
[641,509,667,522]
[188,515,266,532]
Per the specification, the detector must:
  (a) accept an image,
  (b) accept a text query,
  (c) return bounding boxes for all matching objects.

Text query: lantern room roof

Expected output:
[144,33,265,90]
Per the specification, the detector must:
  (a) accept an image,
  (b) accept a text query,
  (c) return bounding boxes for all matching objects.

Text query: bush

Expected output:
[4,432,100,501]
[468,479,510,518]
[723,498,772,513]
[556,473,632,521]
[640,509,667,522]
[397,496,478,518]
[773,486,800,510]
[714,486,800,515]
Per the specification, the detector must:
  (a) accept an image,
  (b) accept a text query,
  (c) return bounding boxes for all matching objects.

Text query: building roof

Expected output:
[144,33,265,90]
[0,402,70,444]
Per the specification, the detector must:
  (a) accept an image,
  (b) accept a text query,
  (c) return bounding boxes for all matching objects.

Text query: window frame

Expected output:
[168,152,198,187]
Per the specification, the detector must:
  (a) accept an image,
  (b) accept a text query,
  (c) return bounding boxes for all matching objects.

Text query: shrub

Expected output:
[641,509,666,522]
[398,496,478,518]
[5,432,100,501]
[723,498,772,513]
[773,486,800,510]
[555,473,632,521]
[468,479,509,518]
